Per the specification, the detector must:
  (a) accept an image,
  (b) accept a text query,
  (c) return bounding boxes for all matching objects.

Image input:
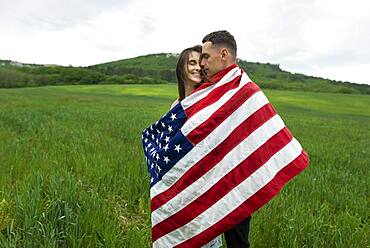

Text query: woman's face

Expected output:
[185,51,202,84]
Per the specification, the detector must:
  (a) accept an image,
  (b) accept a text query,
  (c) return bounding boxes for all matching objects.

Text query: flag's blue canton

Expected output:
[142,103,194,187]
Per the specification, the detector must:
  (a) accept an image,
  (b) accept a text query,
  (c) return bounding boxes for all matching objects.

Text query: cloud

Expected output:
[0,0,133,33]
[0,0,369,84]
[139,14,157,36]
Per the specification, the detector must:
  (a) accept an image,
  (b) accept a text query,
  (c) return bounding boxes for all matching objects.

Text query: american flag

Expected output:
[142,64,309,247]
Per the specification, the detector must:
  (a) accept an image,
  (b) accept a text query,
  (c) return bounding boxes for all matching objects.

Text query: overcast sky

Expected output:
[1,0,369,85]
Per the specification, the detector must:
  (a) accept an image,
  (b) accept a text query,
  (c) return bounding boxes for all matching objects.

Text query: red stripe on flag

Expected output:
[187,82,261,144]
[151,103,277,212]
[152,127,293,241]
[174,150,309,248]
[184,75,243,119]
[193,64,239,93]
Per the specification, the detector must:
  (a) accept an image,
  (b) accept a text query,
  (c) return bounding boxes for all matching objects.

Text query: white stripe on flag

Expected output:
[150,91,269,199]
[181,72,250,136]
[153,138,303,247]
[180,67,243,110]
[151,114,285,226]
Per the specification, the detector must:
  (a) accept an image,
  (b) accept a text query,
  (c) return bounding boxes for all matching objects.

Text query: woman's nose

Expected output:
[200,59,204,66]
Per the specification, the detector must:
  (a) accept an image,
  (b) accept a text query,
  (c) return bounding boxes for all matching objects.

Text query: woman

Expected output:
[171,45,203,109]
[172,45,223,248]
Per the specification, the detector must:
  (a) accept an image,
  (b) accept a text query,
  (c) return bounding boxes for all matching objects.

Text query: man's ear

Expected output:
[220,48,229,60]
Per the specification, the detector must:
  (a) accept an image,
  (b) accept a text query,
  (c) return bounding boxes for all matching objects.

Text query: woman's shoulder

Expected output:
[170,99,179,109]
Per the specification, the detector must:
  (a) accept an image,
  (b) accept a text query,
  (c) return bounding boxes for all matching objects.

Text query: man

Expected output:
[200,30,251,248]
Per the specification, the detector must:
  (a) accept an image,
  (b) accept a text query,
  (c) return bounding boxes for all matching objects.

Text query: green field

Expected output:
[0,85,369,247]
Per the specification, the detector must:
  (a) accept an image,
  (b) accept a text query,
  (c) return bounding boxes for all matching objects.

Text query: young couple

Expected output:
[145,29,308,248]
[173,30,251,248]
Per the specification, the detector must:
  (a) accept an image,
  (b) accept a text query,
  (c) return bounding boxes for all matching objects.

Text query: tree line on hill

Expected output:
[0,60,169,88]
[1,56,369,95]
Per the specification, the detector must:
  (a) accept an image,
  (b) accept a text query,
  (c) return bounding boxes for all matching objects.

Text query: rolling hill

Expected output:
[1,55,369,95]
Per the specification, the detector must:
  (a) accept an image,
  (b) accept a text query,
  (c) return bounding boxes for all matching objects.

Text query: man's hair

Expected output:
[202,30,237,56]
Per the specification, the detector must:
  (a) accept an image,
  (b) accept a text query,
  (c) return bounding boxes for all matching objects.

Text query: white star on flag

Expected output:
[170,113,177,121]
[163,144,169,152]
[163,156,170,164]
[174,144,182,153]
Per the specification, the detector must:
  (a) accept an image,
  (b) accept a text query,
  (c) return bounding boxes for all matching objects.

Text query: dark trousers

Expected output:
[224,216,251,248]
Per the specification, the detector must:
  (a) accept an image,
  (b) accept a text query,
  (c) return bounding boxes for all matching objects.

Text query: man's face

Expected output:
[200,41,223,81]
